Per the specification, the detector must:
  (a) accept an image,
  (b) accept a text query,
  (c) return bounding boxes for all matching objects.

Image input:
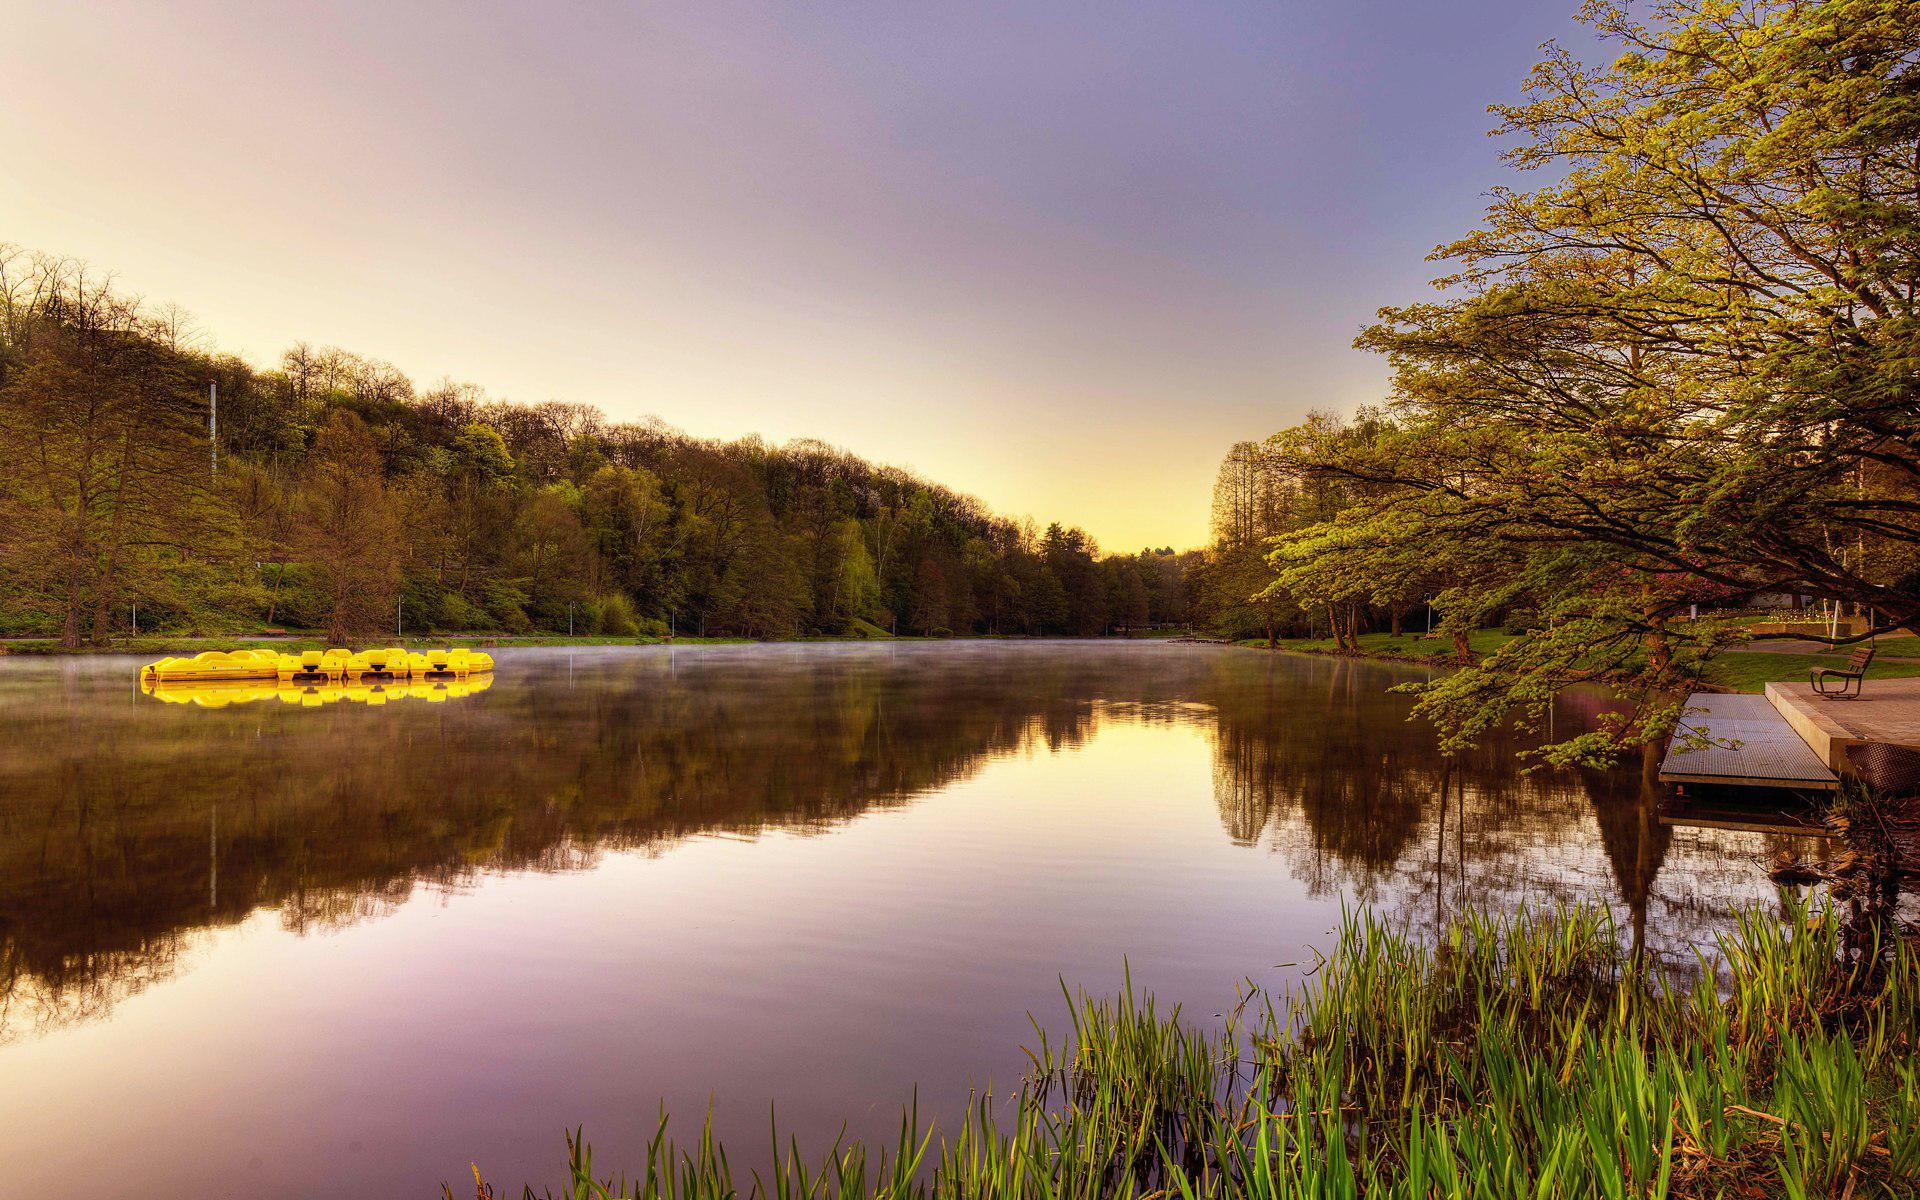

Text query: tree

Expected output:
[294,411,404,642]
[581,463,667,600]
[0,258,216,646]
[1106,560,1151,633]
[1272,0,1920,762]
[0,241,1189,643]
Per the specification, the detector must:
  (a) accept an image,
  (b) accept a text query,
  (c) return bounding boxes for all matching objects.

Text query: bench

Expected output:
[1811,646,1876,700]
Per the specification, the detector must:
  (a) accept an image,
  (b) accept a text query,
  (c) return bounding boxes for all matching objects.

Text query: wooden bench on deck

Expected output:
[1811,646,1876,701]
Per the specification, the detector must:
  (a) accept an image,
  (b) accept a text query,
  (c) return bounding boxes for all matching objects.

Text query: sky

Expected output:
[0,1,1598,551]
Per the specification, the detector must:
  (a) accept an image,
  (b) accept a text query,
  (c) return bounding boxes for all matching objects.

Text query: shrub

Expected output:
[437,593,484,632]
[484,584,531,633]
[597,593,638,636]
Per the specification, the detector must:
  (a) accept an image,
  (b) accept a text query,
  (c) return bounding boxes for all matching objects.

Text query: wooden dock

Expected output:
[1764,679,1920,769]
[1657,693,1839,791]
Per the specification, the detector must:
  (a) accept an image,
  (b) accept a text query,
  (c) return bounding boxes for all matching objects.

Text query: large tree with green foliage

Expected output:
[1272,0,1920,762]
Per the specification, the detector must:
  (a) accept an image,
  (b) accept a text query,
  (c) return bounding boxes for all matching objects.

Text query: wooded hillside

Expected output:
[0,248,1196,645]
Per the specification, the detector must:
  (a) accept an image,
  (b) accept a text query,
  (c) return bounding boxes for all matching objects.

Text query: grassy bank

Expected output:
[0,633,743,656]
[1235,630,1516,661]
[1706,653,1920,694]
[0,629,1203,657]
[1232,629,1920,695]
[463,902,1918,1200]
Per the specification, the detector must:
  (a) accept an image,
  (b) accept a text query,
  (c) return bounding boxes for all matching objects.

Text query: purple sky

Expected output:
[1,1,1598,548]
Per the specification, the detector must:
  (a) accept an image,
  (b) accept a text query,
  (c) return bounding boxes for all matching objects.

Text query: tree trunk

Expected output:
[1390,607,1402,637]
[1265,616,1275,650]
[89,430,139,643]
[1646,621,1672,674]
[1451,629,1472,661]
[265,561,286,626]
[61,557,85,650]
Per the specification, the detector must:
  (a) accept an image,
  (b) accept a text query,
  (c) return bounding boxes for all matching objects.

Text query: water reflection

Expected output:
[140,674,495,707]
[0,644,1814,1048]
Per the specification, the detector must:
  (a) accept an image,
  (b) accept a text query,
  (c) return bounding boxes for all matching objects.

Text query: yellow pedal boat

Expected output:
[406,648,494,677]
[144,645,495,704]
[142,649,283,684]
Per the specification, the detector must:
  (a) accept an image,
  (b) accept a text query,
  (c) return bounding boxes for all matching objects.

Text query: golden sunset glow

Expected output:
[0,3,1581,549]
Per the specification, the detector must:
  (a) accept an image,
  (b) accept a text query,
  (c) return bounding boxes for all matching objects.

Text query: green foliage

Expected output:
[0,244,1200,643]
[438,592,486,633]
[462,901,1919,1199]
[596,593,639,637]
[1220,0,1920,761]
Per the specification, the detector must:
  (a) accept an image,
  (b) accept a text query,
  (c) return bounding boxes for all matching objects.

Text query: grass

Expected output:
[1751,637,1920,660]
[1238,630,1517,662]
[2,628,1207,656]
[1704,653,1920,694]
[0,633,776,655]
[1223,626,1920,695]
[458,901,1918,1200]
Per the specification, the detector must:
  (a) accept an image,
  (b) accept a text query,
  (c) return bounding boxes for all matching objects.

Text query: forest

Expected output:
[0,247,1197,645]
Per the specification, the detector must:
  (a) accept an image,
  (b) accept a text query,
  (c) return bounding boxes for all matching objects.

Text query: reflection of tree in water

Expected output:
[1207,657,1825,963]
[1210,657,1438,902]
[0,645,1817,1038]
[0,648,1195,1038]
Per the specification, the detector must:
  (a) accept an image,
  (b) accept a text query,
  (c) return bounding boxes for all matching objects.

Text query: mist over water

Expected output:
[0,643,1812,1197]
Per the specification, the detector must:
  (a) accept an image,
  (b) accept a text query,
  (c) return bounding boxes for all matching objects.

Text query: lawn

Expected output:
[1753,634,1920,659]
[1234,628,1920,695]
[1704,651,1920,694]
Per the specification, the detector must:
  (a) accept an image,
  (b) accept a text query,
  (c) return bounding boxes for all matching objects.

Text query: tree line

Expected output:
[0,248,1198,645]
[1200,0,1920,762]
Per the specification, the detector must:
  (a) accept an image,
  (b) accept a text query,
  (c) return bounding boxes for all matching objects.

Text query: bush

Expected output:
[437,592,485,632]
[597,593,638,636]
[572,597,603,634]
[484,584,531,633]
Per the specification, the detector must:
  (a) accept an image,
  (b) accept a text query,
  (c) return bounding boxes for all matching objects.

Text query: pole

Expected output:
[209,381,218,475]
[397,594,402,637]
[132,599,137,635]
[568,601,574,637]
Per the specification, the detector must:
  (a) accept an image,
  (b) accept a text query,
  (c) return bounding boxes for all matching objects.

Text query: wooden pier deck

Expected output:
[1657,693,1838,791]
[1764,679,1920,769]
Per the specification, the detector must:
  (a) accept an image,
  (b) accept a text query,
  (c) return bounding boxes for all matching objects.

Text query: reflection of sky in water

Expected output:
[0,644,1817,1198]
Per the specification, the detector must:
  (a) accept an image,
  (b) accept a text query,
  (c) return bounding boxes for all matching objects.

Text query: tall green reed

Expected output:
[457,899,1917,1200]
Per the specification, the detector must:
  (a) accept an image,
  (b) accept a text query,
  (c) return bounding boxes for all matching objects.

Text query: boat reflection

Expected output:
[140,674,494,708]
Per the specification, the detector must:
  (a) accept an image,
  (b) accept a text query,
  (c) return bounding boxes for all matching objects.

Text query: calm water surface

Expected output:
[0,643,1813,1198]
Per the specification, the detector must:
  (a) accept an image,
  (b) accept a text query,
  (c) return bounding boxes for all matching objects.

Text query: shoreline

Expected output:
[1230,631,1920,695]
[0,631,1205,657]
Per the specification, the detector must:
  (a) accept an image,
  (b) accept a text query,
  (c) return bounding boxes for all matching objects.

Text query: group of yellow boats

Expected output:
[142,674,494,708]
[140,646,495,709]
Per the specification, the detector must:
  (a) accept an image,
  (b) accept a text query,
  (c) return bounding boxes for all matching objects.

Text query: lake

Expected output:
[0,642,1813,1198]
